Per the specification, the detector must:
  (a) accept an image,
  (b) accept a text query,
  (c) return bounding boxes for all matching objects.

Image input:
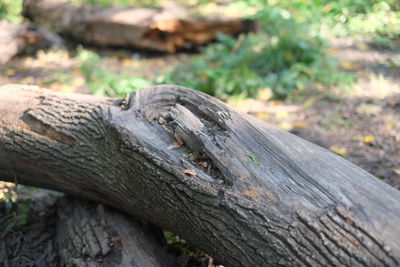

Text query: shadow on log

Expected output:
[22,0,257,52]
[0,84,400,266]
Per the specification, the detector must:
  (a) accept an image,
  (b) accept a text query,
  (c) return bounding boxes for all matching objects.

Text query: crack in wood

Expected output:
[167,104,229,185]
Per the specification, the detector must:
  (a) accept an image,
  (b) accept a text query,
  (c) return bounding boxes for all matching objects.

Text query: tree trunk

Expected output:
[22,0,256,53]
[0,84,400,266]
[57,197,176,267]
[0,20,62,64]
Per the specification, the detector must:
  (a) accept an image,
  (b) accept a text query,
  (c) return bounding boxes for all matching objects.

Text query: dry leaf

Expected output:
[72,77,85,87]
[21,76,34,84]
[257,88,272,101]
[241,185,263,200]
[394,168,400,175]
[329,47,338,54]
[174,132,184,146]
[199,161,208,168]
[284,51,293,62]
[168,142,182,149]
[255,112,270,120]
[292,122,309,129]
[158,117,165,125]
[122,59,133,67]
[180,169,197,176]
[278,121,293,131]
[362,135,375,144]
[303,97,317,108]
[112,51,125,59]
[340,60,361,71]
[385,122,396,130]
[387,95,400,106]
[329,146,348,157]
[276,111,289,119]
[59,85,75,93]
[6,68,15,76]
[242,189,261,200]
[357,44,369,51]
[72,67,81,74]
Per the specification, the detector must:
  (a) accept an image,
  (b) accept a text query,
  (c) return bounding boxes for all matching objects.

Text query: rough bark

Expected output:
[22,0,256,53]
[57,197,176,267]
[0,20,62,64]
[0,84,400,266]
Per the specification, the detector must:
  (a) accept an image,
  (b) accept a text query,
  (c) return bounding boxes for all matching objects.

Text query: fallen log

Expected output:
[0,84,400,266]
[57,198,176,266]
[22,0,256,53]
[0,20,62,64]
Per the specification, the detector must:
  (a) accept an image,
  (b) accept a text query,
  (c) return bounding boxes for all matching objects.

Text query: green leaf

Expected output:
[5,200,12,213]
[249,154,261,165]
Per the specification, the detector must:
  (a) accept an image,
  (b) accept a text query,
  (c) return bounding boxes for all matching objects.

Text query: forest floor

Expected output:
[258,37,400,189]
[0,36,399,266]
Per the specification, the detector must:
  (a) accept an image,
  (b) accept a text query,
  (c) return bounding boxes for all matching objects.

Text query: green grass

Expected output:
[159,4,354,99]
[158,0,399,99]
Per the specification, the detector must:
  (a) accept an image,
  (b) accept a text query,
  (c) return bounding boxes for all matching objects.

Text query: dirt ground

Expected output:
[225,37,400,189]
[290,38,400,189]
[0,37,399,266]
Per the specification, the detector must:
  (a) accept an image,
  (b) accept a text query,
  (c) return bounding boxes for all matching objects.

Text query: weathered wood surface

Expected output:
[57,198,176,267]
[0,84,400,266]
[0,20,62,64]
[22,0,256,53]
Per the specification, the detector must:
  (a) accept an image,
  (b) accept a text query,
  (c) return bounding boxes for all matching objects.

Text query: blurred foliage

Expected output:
[78,47,151,97]
[160,4,354,99]
[159,0,399,99]
[0,0,159,23]
[163,230,202,257]
[1,0,398,98]
[0,183,31,234]
[275,0,400,45]
[0,0,23,23]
